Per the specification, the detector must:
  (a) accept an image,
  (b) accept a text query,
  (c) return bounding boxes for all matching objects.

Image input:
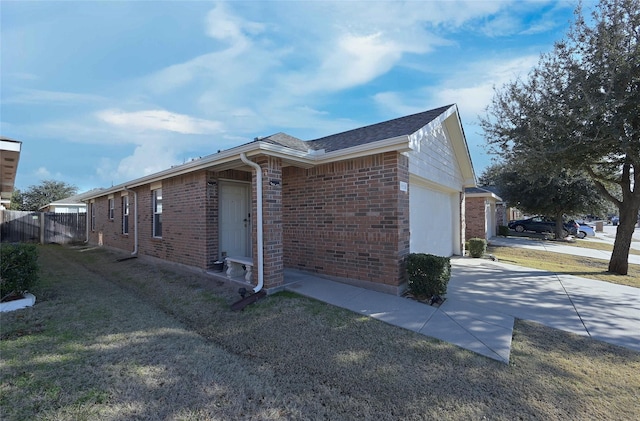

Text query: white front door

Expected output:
[219,182,251,258]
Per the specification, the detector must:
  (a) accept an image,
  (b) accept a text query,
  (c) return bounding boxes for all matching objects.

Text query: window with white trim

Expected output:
[152,188,162,238]
[122,196,129,234]
[108,198,114,220]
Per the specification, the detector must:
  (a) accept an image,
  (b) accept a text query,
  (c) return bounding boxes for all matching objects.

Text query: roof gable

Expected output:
[256,105,454,153]
[307,105,453,152]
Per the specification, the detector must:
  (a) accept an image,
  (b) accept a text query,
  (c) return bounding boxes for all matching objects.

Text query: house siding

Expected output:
[282,152,409,290]
[407,121,464,192]
[406,119,466,256]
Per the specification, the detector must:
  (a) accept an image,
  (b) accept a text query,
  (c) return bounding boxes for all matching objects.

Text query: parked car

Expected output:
[611,216,619,226]
[577,223,595,239]
[508,216,579,237]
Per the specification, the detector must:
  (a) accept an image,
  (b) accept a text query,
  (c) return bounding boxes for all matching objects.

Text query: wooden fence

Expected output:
[1,210,87,244]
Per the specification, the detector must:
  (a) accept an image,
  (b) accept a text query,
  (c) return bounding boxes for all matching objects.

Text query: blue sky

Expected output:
[2,0,584,193]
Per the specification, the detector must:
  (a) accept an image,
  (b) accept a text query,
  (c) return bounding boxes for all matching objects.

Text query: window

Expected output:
[90,203,96,231]
[108,198,114,220]
[153,188,162,238]
[122,196,129,234]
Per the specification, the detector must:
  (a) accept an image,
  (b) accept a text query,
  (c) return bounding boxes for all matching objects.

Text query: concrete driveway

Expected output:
[448,258,640,354]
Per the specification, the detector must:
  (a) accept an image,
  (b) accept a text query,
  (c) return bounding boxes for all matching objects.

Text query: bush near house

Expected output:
[498,225,510,237]
[468,238,487,258]
[406,253,451,298]
[0,244,39,299]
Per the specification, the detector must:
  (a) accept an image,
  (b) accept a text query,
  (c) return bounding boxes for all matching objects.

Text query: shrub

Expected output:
[498,225,510,237]
[467,238,487,258]
[406,253,451,298]
[0,244,40,299]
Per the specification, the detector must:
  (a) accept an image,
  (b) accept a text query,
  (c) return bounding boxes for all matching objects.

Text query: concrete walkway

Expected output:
[285,231,640,363]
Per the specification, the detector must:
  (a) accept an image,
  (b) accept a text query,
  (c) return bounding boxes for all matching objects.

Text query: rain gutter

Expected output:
[239,153,264,293]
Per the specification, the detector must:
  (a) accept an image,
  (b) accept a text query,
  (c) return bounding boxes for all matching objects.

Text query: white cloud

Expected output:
[96,109,224,135]
[3,88,106,105]
[35,167,51,178]
[205,2,264,42]
[285,33,412,95]
[374,54,540,120]
[113,143,180,181]
[33,166,63,181]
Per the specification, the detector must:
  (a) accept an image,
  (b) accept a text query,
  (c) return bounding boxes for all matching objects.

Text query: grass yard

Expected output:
[1,245,639,420]
[571,239,640,256]
[487,244,640,288]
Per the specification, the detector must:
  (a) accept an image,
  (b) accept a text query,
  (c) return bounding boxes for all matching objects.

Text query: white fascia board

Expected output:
[465,192,502,201]
[311,135,411,164]
[409,173,462,194]
[39,202,86,209]
[0,139,22,152]
[441,107,476,185]
[255,136,411,164]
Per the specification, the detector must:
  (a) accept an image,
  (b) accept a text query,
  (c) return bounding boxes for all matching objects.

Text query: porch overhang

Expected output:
[0,137,22,206]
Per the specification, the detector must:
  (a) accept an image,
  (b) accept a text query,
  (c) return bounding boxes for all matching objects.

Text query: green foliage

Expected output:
[498,225,510,237]
[8,189,23,210]
[0,244,40,298]
[18,180,78,211]
[406,253,450,298]
[467,238,487,258]
[479,162,607,223]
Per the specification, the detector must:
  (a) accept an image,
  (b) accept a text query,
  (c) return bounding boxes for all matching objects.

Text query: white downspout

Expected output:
[124,188,138,256]
[84,201,89,243]
[239,153,263,293]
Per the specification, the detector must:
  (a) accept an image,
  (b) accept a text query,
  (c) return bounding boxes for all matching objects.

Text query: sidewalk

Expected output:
[285,267,514,363]
[489,236,640,265]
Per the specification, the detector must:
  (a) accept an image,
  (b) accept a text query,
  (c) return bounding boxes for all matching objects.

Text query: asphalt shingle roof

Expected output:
[258,104,454,153]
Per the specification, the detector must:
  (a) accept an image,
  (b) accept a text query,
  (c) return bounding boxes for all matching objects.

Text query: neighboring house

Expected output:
[0,137,22,210]
[40,189,103,213]
[83,104,475,295]
[465,187,503,240]
[465,186,522,240]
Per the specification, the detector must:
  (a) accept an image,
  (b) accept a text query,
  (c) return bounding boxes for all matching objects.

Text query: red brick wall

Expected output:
[282,152,409,288]
[248,156,284,289]
[88,170,224,270]
[87,195,134,252]
[465,196,486,240]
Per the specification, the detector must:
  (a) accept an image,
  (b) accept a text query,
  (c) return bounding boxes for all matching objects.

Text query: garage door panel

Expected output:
[410,184,456,256]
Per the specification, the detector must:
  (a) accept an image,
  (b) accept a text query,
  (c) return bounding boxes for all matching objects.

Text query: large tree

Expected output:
[481,0,639,275]
[19,180,78,211]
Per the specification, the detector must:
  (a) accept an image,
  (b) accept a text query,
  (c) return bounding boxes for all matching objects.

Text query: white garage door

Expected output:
[409,183,459,257]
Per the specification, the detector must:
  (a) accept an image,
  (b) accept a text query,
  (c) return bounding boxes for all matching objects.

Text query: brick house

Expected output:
[464,187,503,240]
[83,104,475,295]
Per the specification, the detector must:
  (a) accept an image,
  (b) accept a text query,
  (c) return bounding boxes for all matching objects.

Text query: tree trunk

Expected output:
[555,212,565,239]
[608,205,639,275]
